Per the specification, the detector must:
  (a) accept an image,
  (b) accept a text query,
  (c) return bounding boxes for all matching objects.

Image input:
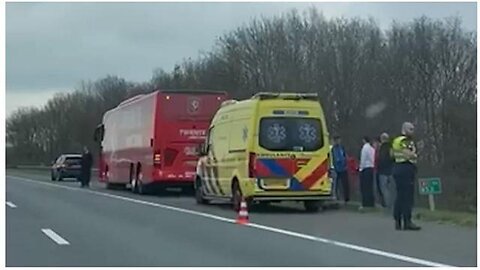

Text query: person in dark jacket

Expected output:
[81,146,93,188]
[331,135,350,203]
[377,133,395,210]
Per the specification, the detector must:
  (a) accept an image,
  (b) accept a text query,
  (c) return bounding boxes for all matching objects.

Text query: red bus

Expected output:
[94,90,228,194]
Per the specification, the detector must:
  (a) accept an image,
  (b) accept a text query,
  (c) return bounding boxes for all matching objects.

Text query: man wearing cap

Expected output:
[391,122,421,231]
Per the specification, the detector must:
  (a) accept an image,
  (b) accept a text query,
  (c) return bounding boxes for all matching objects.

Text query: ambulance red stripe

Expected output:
[301,159,329,189]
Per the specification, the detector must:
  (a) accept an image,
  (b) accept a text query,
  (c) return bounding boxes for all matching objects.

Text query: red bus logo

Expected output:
[188,97,201,114]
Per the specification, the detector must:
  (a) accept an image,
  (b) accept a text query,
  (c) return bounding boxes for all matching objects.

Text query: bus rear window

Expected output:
[161,94,225,121]
[259,117,323,151]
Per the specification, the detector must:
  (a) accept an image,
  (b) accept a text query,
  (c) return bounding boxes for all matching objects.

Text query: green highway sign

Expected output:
[419,177,442,195]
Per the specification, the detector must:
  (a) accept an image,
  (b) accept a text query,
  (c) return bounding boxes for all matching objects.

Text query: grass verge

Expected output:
[325,200,476,227]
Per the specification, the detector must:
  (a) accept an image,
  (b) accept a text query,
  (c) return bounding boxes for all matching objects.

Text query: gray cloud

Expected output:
[6,2,476,106]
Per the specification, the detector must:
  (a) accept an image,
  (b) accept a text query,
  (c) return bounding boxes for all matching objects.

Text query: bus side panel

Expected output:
[102,92,157,184]
[127,93,156,185]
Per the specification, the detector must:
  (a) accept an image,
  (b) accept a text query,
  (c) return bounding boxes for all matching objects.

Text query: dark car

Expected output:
[51,154,83,181]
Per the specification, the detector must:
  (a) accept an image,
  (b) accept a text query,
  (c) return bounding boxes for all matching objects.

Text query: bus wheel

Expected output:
[195,176,209,205]
[131,177,139,193]
[137,180,145,194]
[304,200,321,213]
[129,168,137,193]
[107,183,125,190]
[136,172,149,195]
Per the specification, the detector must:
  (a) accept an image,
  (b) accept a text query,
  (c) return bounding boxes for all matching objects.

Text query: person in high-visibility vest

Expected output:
[391,122,421,231]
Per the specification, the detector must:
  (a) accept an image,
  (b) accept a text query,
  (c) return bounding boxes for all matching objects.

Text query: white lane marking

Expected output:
[41,229,70,245]
[6,201,17,208]
[246,223,450,267]
[8,175,452,267]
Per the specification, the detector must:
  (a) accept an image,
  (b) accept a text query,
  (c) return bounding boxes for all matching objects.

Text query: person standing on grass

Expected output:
[392,123,421,230]
[331,135,350,204]
[359,136,375,209]
[372,137,385,207]
[377,133,396,211]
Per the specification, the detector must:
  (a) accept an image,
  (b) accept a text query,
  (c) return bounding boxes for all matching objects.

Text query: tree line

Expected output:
[6,9,476,210]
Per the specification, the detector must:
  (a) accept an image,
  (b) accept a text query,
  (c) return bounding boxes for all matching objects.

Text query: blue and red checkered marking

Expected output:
[255,158,295,178]
[255,158,329,191]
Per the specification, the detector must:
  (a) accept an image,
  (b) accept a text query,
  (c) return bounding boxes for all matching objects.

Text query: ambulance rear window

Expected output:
[259,117,323,151]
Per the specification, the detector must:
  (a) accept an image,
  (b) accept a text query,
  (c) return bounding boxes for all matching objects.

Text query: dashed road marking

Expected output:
[8,175,452,267]
[6,201,17,208]
[41,229,70,245]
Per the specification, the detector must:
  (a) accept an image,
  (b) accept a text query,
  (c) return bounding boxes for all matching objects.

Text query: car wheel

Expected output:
[51,171,56,181]
[56,172,63,182]
[304,200,321,213]
[195,176,209,205]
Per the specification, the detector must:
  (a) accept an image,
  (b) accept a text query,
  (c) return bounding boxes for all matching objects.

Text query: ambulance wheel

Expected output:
[304,200,321,212]
[258,201,270,207]
[232,180,243,212]
[195,176,209,204]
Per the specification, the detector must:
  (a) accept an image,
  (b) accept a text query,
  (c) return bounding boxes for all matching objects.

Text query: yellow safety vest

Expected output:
[391,136,417,164]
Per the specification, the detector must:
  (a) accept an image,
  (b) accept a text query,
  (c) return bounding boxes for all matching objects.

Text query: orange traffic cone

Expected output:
[236,198,249,225]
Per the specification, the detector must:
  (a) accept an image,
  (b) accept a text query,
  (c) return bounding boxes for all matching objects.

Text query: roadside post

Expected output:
[418,177,442,211]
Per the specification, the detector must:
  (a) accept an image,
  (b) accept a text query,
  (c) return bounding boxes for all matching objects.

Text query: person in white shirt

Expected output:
[359,136,376,208]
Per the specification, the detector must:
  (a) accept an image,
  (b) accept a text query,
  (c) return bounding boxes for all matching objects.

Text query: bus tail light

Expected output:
[154,153,161,165]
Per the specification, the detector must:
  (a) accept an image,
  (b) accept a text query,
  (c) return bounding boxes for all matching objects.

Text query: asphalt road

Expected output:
[6,170,477,266]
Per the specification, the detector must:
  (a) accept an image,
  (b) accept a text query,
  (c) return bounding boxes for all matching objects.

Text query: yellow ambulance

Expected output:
[195,92,333,212]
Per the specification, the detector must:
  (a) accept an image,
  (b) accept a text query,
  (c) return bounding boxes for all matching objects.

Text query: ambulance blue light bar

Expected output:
[252,92,319,101]
[273,110,309,115]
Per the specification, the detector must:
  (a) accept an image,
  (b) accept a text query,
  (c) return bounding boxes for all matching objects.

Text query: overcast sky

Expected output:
[5,2,477,115]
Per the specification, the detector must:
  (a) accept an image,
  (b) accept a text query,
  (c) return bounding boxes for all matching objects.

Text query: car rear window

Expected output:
[65,157,82,165]
[259,117,323,151]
